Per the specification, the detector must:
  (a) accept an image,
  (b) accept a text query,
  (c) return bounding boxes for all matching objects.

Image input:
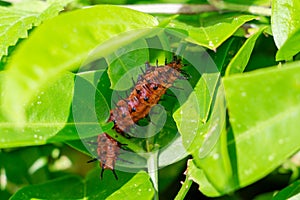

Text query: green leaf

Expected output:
[168,14,257,50]
[254,192,276,200]
[271,0,300,49]
[209,36,245,75]
[107,43,149,90]
[272,0,300,60]
[158,136,189,167]
[194,127,234,196]
[173,71,221,157]
[2,5,158,123]
[186,159,220,197]
[70,72,111,138]
[0,145,55,186]
[190,85,233,196]
[223,61,300,188]
[276,28,300,61]
[0,72,74,148]
[11,176,84,199]
[48,121,114,142]
[10,169,154,200]
[107,171,154,200]
[106,25,184,90]
[179,61,300,196]
[272,179,300,200]
[225,26,268,76]
[0,0,72,60]
[174,67,233,196]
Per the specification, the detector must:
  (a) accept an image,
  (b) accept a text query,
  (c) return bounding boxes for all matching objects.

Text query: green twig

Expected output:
[174,174,193,200]
[120,2,271,16]
[207,0,271,16]
[120,4,217,14]
[147,150,159,200]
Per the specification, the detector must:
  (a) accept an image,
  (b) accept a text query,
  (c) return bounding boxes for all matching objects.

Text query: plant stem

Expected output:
[120,2,271,16]
[207,0,271,16]
[174,174,193,200]
[147,150,159,200]
[120,4,217,14]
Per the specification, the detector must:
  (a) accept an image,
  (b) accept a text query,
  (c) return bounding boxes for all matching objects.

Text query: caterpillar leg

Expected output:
[112,169,118,180]
[100,166,118,180]
[145,61,151,70]
[87,158,98,163]
[100,167,105,180]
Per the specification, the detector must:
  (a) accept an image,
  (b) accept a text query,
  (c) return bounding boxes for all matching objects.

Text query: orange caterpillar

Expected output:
[90,56,184,179]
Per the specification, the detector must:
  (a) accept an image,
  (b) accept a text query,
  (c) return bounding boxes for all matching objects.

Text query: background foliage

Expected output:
[0,0,300,199]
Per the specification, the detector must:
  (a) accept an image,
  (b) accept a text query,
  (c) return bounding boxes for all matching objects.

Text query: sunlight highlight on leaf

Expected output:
[1,5,158,123]
[0,0,72,60]
[224,61,300,187]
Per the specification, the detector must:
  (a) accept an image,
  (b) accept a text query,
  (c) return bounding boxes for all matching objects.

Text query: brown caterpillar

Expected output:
[90,56,184,179]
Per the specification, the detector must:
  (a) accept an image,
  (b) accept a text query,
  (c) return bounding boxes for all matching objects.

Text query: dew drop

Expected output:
[244,169,253,175]
[212,153,219,160]
[169,23,175,28]
[268,154,275,161]
[241,92,247,97]
[199,148,204,153]
[37,101,42,105]
[278,139,284,144]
